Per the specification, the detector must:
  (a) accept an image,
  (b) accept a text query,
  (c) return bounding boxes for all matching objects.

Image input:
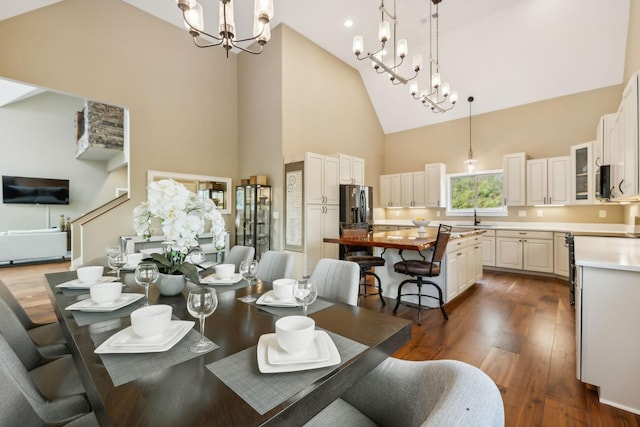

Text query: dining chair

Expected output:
[304,358,504,427]
[255,250,294,283]
[392,224,452,325]
[224,245,256,273]
[341,227,386,305]
[0,279,68,357]
[0,333,92,425]
[309,258,361,306]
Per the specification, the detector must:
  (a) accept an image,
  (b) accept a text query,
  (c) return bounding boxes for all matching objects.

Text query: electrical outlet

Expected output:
[436,211,441,217]
[536,210,543,218]
[518,210,526,217]
[599,210,606,218]
[395,211,400,217]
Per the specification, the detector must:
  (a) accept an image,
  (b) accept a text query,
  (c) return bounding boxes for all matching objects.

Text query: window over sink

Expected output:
[446,170,507,216]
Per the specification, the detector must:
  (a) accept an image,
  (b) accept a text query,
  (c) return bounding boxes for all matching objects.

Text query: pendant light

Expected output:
[464,96,477,173]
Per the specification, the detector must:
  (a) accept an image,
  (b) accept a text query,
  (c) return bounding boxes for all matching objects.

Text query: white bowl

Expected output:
[130,305,172,338]
[275,315,316,354]
[272,278,296,301]
[215,263,235,280]
[90,282,122,305]
[76,266,104,284]
[411,219,431,227]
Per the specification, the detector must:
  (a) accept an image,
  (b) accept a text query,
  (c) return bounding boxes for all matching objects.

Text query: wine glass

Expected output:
[134,262,159,306]
[108,253,128,281]
[293,278,318,316]
[188,248,206,268]
[238,260,259,302]
[187,288,218,353]
[106,245,121,273]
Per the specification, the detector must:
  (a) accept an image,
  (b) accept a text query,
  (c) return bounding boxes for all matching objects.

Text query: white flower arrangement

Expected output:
[133,179,226,283]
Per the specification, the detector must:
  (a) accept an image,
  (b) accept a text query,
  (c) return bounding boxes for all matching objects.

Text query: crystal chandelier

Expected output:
[175,0,274,57]
[409,0,457,113]
[352,0,423,85]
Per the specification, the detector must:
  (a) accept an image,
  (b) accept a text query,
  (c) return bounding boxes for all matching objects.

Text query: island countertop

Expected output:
[574,235,640,272]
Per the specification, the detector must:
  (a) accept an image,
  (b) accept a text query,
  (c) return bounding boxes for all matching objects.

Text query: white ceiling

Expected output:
[1,0,631,134]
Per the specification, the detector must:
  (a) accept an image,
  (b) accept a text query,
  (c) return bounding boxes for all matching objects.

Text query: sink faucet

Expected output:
[474,209,481,226]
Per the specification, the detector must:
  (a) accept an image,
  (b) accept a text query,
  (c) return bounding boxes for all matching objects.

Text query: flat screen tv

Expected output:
[2,175,69,205]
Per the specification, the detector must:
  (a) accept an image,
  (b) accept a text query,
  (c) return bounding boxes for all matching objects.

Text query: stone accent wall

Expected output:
[76,101,124,157]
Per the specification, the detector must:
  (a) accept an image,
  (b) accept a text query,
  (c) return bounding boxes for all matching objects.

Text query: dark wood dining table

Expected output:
[45,270,411,426]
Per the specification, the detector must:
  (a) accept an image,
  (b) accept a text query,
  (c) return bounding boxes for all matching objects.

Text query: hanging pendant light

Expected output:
[464,96,477,173]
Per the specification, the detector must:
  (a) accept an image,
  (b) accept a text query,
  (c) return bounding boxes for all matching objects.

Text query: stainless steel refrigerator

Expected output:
[339,184,373,227]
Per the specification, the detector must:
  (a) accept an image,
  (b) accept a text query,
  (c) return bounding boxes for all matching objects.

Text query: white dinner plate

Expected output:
[267,331,331,365]
[65,293,143,312]
[257,331,340,373]
[56,276,118,289]
[256,290,300,307]
[201,273,243,285]
[95,320,194,354]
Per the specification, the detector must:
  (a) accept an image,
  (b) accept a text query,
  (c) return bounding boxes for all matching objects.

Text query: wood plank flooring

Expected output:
[2,262,639,426]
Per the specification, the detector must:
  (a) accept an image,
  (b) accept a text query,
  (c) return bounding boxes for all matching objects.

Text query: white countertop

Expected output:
[575,236,640,272]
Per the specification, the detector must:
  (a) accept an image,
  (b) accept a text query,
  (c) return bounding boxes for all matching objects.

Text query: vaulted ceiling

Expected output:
[1,0,631,134]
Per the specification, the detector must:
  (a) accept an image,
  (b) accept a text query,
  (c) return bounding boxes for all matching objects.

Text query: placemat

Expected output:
[205,330,368,415]
[243,294,334,317]
[92,328,219,387]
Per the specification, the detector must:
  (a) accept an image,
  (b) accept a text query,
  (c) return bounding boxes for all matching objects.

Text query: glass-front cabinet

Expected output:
[570,142,594,204]
[235,184,271,260]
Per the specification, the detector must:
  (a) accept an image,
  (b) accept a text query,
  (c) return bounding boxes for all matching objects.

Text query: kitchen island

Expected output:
[574,235,640,415]
[324,227,486,306]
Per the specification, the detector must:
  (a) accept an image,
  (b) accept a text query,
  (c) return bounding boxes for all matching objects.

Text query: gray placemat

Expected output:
[244,294,334,317]
[69,297,147,327]
[92,327,219,387]
[205,330,368,415]
[200,279,252,293]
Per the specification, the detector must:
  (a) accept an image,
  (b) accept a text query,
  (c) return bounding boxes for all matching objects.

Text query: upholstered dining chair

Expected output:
[304,358,505,427]
[255,250,294,283]
[309,258,361,306]
[0,333,93,425]
[0,279,68,357]
[392,224,452,325]
[224,245,256,273]
[341,227,386,305]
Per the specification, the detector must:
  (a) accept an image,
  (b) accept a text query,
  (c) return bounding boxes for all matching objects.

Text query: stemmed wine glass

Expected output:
[134,262,159,306]
[106,245,121,274]
[108,253,128,281]
[238,260,259,302]
[187,288,218,353]
[293,277,318,316]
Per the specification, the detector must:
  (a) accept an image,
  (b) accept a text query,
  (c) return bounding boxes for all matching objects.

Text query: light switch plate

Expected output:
[599,210,606,218]
[536,210,543,217]
[518,210,526,217]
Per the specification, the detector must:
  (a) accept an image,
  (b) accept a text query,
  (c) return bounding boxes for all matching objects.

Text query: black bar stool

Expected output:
[341,227,386,305]
[392,224,452,325]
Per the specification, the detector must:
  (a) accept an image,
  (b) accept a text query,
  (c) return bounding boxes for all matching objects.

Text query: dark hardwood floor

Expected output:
[2,262,639,426]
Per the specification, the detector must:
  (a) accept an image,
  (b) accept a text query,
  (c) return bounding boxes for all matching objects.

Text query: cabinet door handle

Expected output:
[549,196,552,204]
[619,179,624,194]
[595,156,601,167]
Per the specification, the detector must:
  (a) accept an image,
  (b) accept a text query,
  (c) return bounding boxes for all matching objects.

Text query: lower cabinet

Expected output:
[446,235,483,301]
[481,230,496,267]
[305,204,339,275]
[495,230,554,273]
[554,232,569,277]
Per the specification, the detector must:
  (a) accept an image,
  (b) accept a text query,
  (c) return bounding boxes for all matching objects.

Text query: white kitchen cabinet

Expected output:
[401,171,425,207]
[425,163,446,208]
[336,154,364,185]
[446,237,469,301]
[468,235,484,286]
[570,142,594,204]
[305,152,339,205]
[526,156,570,205]
[379,174,402,208]
[594,114,615,200]
[503,152,527,206]
[495,230,553,273]
[554,232,569,277]
[305,204,339,274]
[481,229,496,267]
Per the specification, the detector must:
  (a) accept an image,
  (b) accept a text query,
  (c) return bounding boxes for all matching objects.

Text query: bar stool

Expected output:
[341,227,386,305]
[392,224,452,325]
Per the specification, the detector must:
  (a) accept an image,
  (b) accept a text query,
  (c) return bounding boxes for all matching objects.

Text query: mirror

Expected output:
[0,77,129,232]
[147,170,232,214]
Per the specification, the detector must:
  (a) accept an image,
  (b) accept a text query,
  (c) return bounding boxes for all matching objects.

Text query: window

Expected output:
[446,170,506,216]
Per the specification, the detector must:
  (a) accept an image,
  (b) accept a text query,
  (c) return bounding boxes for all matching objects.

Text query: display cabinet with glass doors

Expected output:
[235,184,271,260]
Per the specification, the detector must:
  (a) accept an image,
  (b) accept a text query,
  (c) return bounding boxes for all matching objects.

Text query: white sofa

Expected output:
[0,228,67,263]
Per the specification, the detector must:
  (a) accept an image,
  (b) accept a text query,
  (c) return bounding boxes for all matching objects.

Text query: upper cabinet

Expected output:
[401,171,426,207]
[570,142,594,204]
[526,156,570,206]
[335,154,364,185]
[305,152,339,205]
[380,174,402,208]
[503,153,527,206]
[425,163,446,208]
[594,114,615,200]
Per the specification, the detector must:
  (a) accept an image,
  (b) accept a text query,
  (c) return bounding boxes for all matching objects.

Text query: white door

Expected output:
[413,171,426,207]
[323,156,340,205]
[380,175,391,207]
[549,156,571,205]
[390,174,402,207]
[401,173,414,207]
[503,153,527,206]
[482,237,496,266]
[526,159,547,205]
[495,237,523,269]
[351,157,365,185]
[523,238,553,273]
[425,163,445,207]
[554,233,569,277]
[305,153,324,204]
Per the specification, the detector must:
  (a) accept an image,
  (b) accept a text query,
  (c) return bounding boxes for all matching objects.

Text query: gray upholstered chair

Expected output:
[224,245,256,273]
[0,279,68,357]
[255,250,294,283]
[0,333,92,425]
[305,358,504,427]
[309,258,361,306]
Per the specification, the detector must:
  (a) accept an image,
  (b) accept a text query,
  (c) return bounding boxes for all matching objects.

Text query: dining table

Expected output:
[45,268,412,426]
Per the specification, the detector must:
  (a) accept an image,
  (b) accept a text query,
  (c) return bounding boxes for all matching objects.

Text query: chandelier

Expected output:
[352,0,423,85]
[409,0,457,113]
[175,0,274,57]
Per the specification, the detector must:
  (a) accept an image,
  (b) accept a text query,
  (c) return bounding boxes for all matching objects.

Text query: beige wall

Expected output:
[0,0,238,261]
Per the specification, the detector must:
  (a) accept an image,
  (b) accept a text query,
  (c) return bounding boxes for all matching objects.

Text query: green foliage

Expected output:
[149,252,201,284]
[450,173,503,211]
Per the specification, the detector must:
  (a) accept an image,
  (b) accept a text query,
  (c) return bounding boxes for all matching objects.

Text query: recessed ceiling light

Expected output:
[344,19,353,28]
